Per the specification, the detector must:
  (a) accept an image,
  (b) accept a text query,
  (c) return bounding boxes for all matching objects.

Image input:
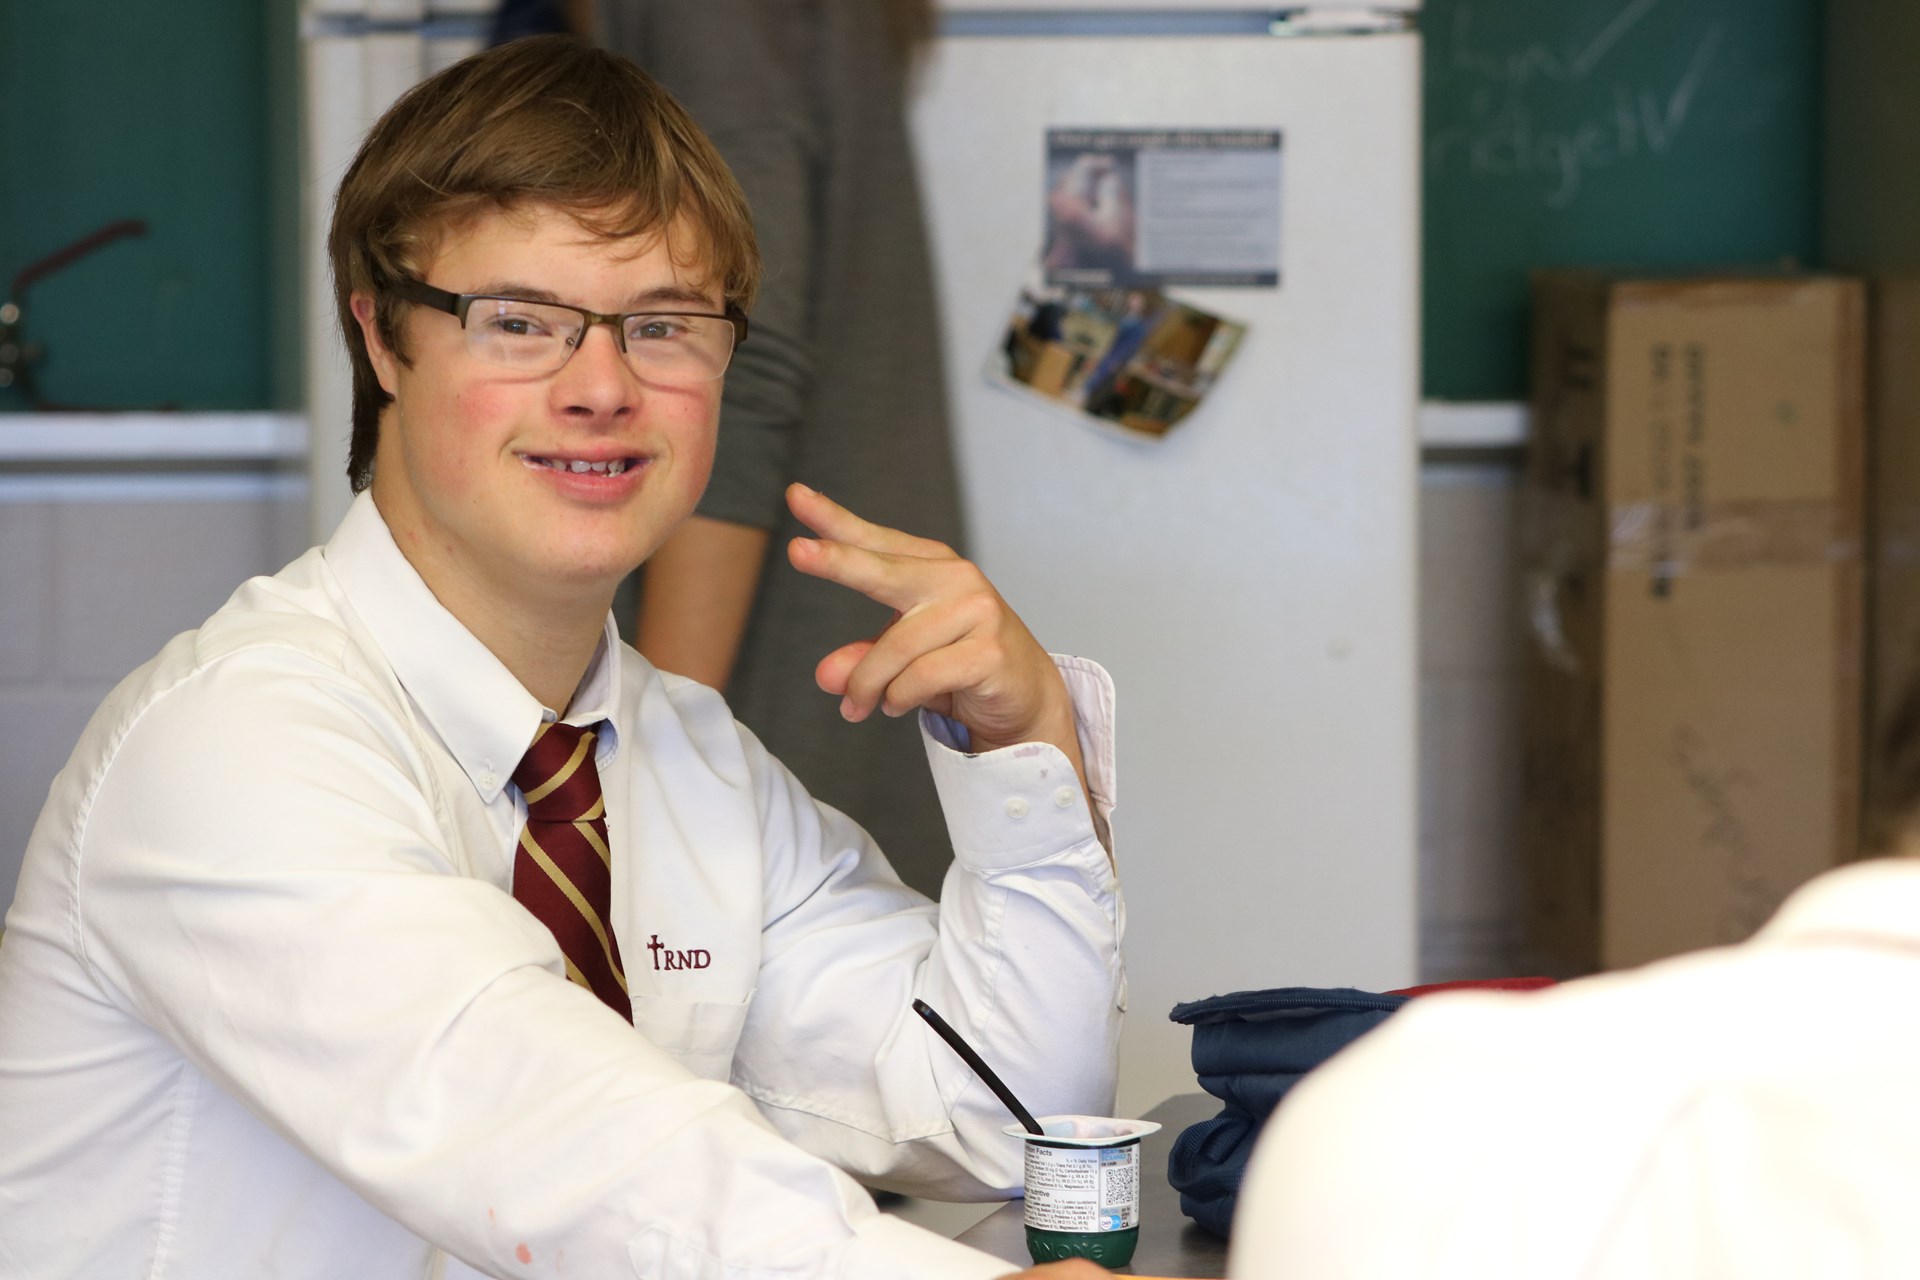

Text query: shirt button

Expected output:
[1005,797,1029,819]
[1054,786,1077,808]
[480,771,497,790]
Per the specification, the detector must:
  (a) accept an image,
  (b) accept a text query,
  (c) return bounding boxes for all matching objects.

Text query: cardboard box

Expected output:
[1521,273,1866,973]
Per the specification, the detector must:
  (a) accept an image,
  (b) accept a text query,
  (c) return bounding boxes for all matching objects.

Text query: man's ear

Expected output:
[350,293,402,396]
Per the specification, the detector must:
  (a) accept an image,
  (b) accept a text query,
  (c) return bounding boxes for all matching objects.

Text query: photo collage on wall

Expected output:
[988,127,1278,439]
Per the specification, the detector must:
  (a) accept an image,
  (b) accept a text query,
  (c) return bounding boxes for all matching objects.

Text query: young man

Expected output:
[0,38,1122,1280]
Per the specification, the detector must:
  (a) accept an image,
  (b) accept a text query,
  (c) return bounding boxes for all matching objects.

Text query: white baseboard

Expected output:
[1418,401,1529,450]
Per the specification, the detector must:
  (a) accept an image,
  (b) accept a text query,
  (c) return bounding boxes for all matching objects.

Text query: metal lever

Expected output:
[1,219,149,408]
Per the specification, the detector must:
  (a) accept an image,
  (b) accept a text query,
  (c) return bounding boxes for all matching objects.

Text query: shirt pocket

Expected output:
[628,991,754,1083]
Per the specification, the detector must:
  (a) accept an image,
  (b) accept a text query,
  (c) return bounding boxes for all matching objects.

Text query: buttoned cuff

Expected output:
[839,1213,1019,1280]
[921,655,1117,868]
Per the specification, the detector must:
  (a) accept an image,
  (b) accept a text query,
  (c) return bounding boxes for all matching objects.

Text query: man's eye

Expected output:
[478,311,553,339]
[630,317,691,342]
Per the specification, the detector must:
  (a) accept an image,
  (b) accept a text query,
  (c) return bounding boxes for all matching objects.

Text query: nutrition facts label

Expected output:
[1023,1142,1142,1233]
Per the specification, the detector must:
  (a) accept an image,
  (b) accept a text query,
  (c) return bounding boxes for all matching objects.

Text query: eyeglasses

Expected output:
[391,277,748,383]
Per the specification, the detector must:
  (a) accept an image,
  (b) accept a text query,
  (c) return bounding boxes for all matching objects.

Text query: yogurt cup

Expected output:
[1004,1114,1163,1267]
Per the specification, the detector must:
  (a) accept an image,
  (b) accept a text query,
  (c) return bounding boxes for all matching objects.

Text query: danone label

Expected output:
[1022,1141,1142,1233]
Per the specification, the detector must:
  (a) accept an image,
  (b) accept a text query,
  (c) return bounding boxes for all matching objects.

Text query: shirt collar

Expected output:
[322,491,625,804]
[1759,855,1920,949]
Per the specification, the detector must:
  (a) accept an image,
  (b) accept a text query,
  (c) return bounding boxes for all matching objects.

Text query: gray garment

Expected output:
[603,1,965,897]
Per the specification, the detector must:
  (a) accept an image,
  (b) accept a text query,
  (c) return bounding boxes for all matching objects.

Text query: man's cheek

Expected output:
[687,439,717,492]
[670,400,721,495]
[447,387,527,478]
[454,382,522,430]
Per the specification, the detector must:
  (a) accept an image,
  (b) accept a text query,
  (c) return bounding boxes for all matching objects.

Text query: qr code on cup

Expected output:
[1098,1148,1140,1228]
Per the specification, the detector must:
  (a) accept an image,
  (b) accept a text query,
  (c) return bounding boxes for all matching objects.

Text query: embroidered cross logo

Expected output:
[646,933,711,971]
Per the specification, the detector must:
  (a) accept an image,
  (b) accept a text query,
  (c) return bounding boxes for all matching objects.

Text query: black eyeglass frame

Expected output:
[390,276,749,357]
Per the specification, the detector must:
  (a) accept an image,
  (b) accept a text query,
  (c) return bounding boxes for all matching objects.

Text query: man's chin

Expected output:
[520,545,645,602]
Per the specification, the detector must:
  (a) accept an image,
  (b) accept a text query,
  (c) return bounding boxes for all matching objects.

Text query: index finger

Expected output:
[786,536,937,615]
[786,483,956,561]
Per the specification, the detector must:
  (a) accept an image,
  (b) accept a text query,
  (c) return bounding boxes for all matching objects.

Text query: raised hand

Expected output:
[783,483,1088,797]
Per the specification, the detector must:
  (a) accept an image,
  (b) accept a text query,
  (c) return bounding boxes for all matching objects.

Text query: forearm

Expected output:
[731,660,1124,1196]
[737,861,1122,1202]
[634,515,772,689]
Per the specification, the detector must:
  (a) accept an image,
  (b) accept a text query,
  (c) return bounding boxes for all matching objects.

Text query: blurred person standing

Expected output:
[594,0,967,899]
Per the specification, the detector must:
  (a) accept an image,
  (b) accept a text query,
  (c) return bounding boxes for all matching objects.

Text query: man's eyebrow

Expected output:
[622,283,724,311]
[468,281,569,304]
[465,282,722,310]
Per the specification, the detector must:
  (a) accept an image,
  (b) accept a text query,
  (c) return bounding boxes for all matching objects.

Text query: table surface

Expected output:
[956,1093,1229,1277]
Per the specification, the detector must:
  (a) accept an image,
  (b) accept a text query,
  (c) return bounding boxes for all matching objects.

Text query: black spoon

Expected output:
[912,998,1046,1137]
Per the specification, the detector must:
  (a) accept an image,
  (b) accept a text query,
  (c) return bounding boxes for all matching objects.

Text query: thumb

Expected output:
[814,640,876,698]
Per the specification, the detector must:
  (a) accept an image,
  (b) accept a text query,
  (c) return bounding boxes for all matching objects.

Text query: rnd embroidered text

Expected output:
[646,934,711,970]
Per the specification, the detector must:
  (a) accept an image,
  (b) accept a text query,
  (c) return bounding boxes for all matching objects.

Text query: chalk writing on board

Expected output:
[1429,0,1728,210]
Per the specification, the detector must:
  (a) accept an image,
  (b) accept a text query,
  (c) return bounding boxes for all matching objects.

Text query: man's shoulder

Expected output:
[28,552,415,891]
[84,550,401,763]
[154,550,383,695]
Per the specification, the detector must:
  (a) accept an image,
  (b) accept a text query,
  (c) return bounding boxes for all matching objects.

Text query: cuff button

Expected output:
[1005,797,1030,819]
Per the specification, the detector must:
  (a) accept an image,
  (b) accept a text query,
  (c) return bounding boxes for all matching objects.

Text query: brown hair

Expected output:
[328,34,760,492]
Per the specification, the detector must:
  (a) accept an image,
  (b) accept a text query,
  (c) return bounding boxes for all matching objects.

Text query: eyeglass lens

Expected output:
[464,298,735,381]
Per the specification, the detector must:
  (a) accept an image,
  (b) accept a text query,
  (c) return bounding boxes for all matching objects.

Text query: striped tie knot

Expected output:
[510,719,629,1021]
[513,722,604,824]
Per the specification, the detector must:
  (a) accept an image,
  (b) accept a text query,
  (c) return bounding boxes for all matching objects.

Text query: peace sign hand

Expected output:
[784,483,1089,799]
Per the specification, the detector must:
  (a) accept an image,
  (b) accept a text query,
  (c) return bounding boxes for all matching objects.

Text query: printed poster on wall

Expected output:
[1043,127,1283,289]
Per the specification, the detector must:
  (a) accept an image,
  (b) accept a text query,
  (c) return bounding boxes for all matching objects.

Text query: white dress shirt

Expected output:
[0,491,1125,1280]
[1231,856,1920,1280]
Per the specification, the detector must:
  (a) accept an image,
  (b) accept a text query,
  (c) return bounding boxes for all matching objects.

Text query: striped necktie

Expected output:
[511,721,631,1021]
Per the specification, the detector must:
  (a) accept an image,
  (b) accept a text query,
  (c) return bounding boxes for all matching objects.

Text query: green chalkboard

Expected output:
[0,1,297,412]
[1423,0,1821,401]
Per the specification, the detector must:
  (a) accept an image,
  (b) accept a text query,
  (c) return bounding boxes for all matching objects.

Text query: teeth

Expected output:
[538,457,632,476]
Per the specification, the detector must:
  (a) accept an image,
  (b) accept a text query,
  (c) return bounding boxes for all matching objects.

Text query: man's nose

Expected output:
[551,321,638,417]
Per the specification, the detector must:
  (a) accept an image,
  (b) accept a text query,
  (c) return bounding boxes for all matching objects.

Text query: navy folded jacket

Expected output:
[1166,987,1409,1240]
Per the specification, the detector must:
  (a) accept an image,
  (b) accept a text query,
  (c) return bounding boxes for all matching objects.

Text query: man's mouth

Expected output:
[521,455,641,476]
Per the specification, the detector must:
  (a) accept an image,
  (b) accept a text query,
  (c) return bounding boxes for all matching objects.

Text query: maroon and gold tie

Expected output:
[511,721,631,1021]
